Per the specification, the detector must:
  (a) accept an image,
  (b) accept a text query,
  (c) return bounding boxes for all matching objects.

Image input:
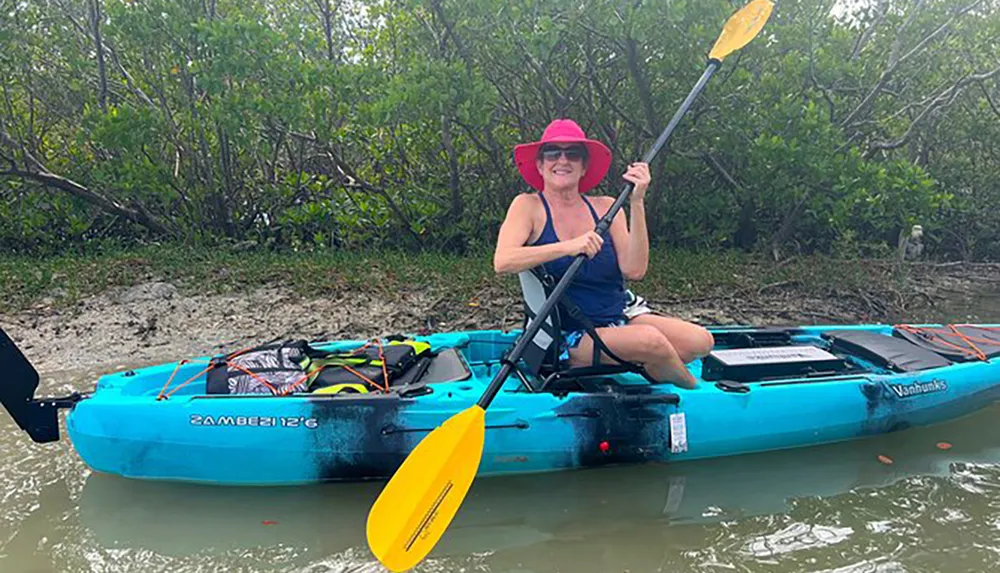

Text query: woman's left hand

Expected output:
[623,162,651,202]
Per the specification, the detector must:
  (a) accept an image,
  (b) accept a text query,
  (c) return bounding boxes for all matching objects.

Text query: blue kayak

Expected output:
[3,323,1000,486]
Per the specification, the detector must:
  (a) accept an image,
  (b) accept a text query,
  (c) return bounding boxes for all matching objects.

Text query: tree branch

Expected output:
[287,130,423,245]
[89,0,108,111]
[310,0,341,63]
[429,0,474,76]
[623,36,661,137]
[53,0,157,112]
[770,190,812,261]
[808,3,837,123]
[701,152,745,193]
[865,65,1000,157]
[106,44,157,109]
[887,0,927,69]
[508,21,568,111]
[439,115,462,219]
[841,0,983,129]
[582,46,648,136]
[850,0,888,61]
[982,82,1000,120]
[0,123,172,236]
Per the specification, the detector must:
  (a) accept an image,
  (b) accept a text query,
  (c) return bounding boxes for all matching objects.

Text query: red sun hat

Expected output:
[514,119,612,194]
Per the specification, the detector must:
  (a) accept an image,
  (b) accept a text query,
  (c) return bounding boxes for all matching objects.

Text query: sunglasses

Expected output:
[539,145,588,162]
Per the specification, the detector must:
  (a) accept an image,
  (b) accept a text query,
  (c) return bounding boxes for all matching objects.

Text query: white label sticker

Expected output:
[669,412,688,453]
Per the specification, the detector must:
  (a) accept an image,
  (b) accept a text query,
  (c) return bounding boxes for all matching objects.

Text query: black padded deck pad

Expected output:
[421,348,472,383]
[822,329,951,372]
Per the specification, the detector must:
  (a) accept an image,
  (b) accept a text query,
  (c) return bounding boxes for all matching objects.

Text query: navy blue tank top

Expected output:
[530,193,627,331]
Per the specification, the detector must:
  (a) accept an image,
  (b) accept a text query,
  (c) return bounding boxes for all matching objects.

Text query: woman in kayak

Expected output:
[493,119,713,388]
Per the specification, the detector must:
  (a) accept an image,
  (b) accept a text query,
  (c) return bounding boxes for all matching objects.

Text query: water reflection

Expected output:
[61,403,1000,571]
[3,399,1000,571]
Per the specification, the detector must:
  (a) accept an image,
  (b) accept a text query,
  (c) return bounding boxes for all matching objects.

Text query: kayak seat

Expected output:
[517,267,659,389]
[821,330,951,372]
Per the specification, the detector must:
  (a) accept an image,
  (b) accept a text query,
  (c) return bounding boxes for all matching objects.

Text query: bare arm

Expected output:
[621,198,649,280]
[494,194,601,274]
[604,163,651,280]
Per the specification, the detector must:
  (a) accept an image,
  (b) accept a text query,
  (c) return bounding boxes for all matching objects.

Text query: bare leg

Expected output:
[568,324,699,389]
[628,314,714,363]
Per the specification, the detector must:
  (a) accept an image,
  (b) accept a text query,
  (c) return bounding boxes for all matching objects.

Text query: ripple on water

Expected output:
[811,558,908,573]
[743,522,856,558]
[671,467,1000,573]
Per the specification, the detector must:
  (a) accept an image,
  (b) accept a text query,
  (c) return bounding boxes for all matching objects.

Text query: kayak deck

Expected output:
[91,324,950,398]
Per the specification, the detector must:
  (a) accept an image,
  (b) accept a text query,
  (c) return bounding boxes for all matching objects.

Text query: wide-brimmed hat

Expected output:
[513,119,612,193]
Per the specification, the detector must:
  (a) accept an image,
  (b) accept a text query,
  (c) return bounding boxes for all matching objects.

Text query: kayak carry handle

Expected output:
[0,327,83,443]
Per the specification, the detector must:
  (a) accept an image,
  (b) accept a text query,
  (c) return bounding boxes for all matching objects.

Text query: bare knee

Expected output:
[634,326,678,362]
[694,326,714,357]
[664,324,714,364]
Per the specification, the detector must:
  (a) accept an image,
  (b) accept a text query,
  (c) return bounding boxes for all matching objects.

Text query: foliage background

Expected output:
[0,0,997,259]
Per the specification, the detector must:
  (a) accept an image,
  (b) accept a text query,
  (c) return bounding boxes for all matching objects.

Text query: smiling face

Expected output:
[536,144,589,193]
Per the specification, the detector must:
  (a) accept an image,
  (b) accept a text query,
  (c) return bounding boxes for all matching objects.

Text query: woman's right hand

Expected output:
[566,231,604,258]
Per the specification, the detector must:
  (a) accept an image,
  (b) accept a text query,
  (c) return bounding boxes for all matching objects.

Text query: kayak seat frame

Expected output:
[517,267,660,392]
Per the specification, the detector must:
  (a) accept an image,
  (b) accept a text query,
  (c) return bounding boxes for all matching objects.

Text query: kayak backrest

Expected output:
[517,267,653,385]
[517,268,563,375]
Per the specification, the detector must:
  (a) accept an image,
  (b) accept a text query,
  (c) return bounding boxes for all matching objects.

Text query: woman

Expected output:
[493,119,713,388]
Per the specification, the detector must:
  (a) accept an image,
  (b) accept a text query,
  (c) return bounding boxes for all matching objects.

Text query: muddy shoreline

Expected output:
[3,261,999,375]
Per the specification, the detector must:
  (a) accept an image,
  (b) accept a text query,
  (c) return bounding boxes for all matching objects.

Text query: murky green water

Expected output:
[4,290,1000,573]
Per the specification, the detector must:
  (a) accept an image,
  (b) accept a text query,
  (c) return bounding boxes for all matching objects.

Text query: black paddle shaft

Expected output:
[478,60,721,410]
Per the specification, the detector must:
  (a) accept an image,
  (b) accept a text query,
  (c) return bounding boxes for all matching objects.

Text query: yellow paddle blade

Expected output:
[708,0,774,61]
[366,405,486,572]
